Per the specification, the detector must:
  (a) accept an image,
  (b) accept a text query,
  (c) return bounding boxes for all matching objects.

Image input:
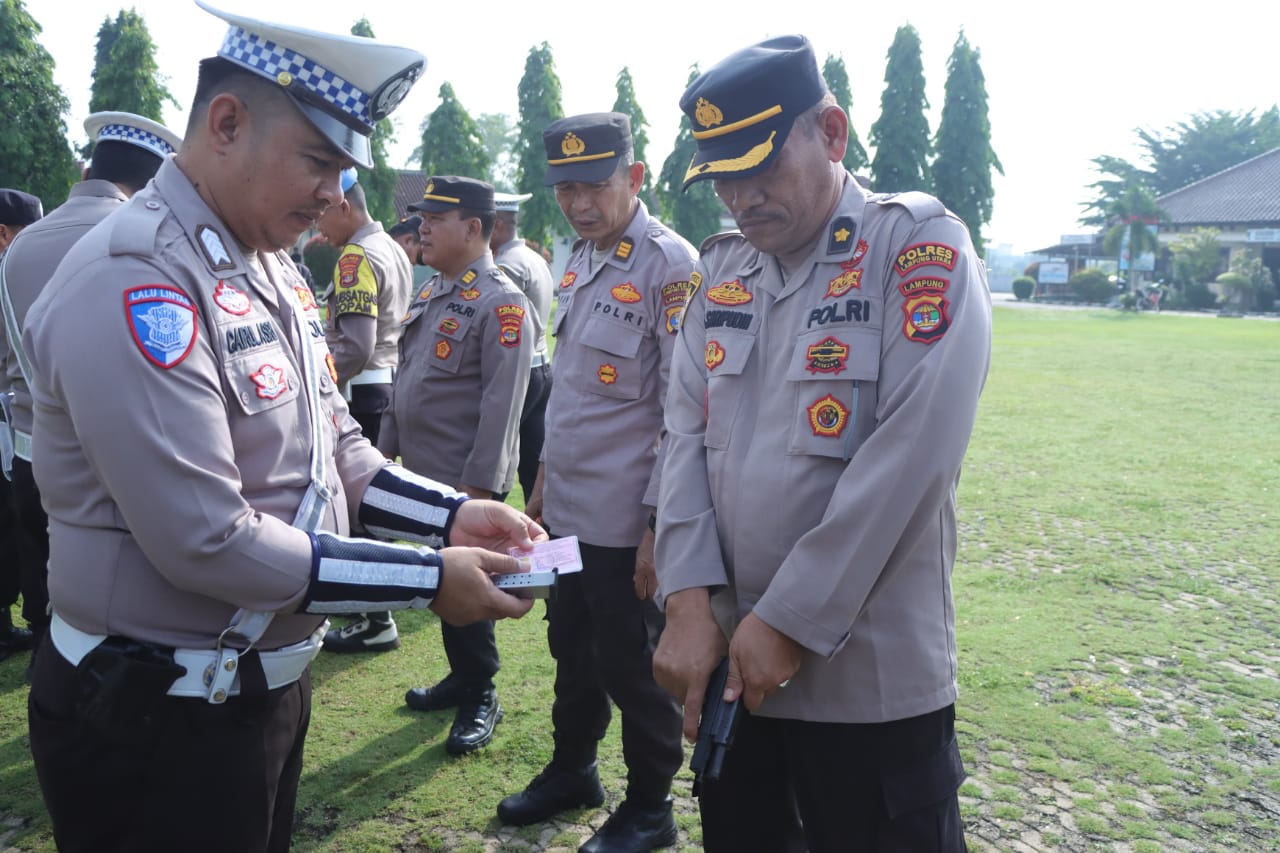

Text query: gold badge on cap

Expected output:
[695,98,724,129]
[424,180,434,195]
[561,132,586,158]
[277,71,293,87]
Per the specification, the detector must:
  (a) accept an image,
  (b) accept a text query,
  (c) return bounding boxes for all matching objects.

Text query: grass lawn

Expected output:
[0,305,1277,851]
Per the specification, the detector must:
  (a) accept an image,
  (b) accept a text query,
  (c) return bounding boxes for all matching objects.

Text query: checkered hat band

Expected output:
[98,124,175,157]
[220,26,372,128]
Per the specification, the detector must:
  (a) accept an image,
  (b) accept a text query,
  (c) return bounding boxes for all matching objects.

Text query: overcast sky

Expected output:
[31,0,1280,254]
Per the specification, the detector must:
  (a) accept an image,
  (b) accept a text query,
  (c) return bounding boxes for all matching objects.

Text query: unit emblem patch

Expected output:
[125,285,197,369]
[807,394,849,437]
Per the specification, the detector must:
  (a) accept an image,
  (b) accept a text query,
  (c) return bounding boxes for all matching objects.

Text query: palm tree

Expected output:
[1102,183,1164,289]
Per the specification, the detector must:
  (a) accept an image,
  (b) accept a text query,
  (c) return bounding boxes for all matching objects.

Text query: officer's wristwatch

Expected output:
[647,513,657,533]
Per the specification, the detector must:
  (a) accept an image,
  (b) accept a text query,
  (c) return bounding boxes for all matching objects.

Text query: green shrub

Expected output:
[305,242,341,292]
[1215,271,1252,310]
[1070,268,1115,304]
[1255,281,1276,312]
[1183,282,1218,310]
[1012,276,1036,301]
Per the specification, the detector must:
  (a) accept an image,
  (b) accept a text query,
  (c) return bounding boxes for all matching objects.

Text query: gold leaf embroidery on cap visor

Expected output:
[684,131,777,182]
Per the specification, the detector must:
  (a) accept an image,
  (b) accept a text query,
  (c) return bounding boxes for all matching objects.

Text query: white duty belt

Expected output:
[349,366,393,385]
[14,428,31,462]
[50,613,326,701]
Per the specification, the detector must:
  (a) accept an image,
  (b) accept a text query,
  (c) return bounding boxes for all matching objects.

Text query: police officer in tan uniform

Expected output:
[0,187,42,661]
[490,191,553,501]
[384,176,533,754]
[1,114,182,676]
[316,167,415,653]
[497,114,693,853]
[652,37,992,853]
[21,6,542,850]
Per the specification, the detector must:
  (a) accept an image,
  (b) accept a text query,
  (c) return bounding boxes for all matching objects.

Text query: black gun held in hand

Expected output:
[689,656,745,797]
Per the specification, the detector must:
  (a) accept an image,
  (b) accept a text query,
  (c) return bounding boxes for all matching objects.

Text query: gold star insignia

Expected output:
[834,227,851,243]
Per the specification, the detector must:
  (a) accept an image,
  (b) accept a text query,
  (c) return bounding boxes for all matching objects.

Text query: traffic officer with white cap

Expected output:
[22,5,542,850]
[497,113,693,853]
[1,112,182,677]
[652,35,990,852]
[317,166,415,654]
[490,191,554,502]
[388,176,533,755]
[0,187,42,662]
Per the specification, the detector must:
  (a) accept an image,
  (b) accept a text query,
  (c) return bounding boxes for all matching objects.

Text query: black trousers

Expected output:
[439,618,499,692]
[10,457,50,634]
[28,635,311,853]
[437,485,507,692]
[699,704,968,853]
[546,538,683,804]
[516,363,551,501]
[349,381,392,445]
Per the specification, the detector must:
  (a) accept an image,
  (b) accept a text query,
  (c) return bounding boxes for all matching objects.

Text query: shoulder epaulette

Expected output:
[107,200,167,258]
[698,229,746,254]
[872,191,946,223]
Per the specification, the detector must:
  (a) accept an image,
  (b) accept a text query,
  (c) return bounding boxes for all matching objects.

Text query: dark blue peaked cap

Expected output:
[679,35,827,190]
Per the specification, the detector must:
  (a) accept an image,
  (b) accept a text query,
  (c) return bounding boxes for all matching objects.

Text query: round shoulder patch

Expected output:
[124,284,198,369]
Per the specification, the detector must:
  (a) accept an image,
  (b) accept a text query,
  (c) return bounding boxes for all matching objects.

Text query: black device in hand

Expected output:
[689,656,745,796]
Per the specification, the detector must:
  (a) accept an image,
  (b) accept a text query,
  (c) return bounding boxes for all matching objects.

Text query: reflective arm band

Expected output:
[358,464,468,547]
[301,531,442,614]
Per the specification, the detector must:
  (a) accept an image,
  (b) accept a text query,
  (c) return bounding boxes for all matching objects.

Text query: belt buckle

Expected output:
[203,623,253,704]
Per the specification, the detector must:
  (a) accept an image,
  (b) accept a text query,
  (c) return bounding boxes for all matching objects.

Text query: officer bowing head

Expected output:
[542,112,643,251]
[181,0,425,252]
[680,34,848,263]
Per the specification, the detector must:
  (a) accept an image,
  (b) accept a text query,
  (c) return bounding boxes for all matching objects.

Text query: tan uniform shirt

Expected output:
[542,201,696,547]
[1,180,130,442]
[23,158,387,650]
[494,237,553,359]
[379,253,532,494]
[325,220,412,383]
[656,175,992,723]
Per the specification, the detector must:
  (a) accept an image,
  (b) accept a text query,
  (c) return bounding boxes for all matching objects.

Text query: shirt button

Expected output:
[145,201,160,210]
[240,392,250,405]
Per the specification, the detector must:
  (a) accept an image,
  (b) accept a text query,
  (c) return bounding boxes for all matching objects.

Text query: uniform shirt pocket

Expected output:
[575,315,645,401]
[704,332,756,451]
[426,309,476,376]
[224,347,302,415]
[786,330,879,460]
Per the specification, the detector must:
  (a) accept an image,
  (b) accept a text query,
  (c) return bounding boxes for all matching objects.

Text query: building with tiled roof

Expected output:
[1155,147,1280,282]
[392,169,427,222]
[1157,147,1280,230]
[1035,148,1280,289]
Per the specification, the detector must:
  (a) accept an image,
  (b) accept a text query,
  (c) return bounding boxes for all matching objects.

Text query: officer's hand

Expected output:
[450,500,547,553]
[653,588,728,741]
[633,527,657,600]
[432,547,535,625]
[725,612,803,712]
